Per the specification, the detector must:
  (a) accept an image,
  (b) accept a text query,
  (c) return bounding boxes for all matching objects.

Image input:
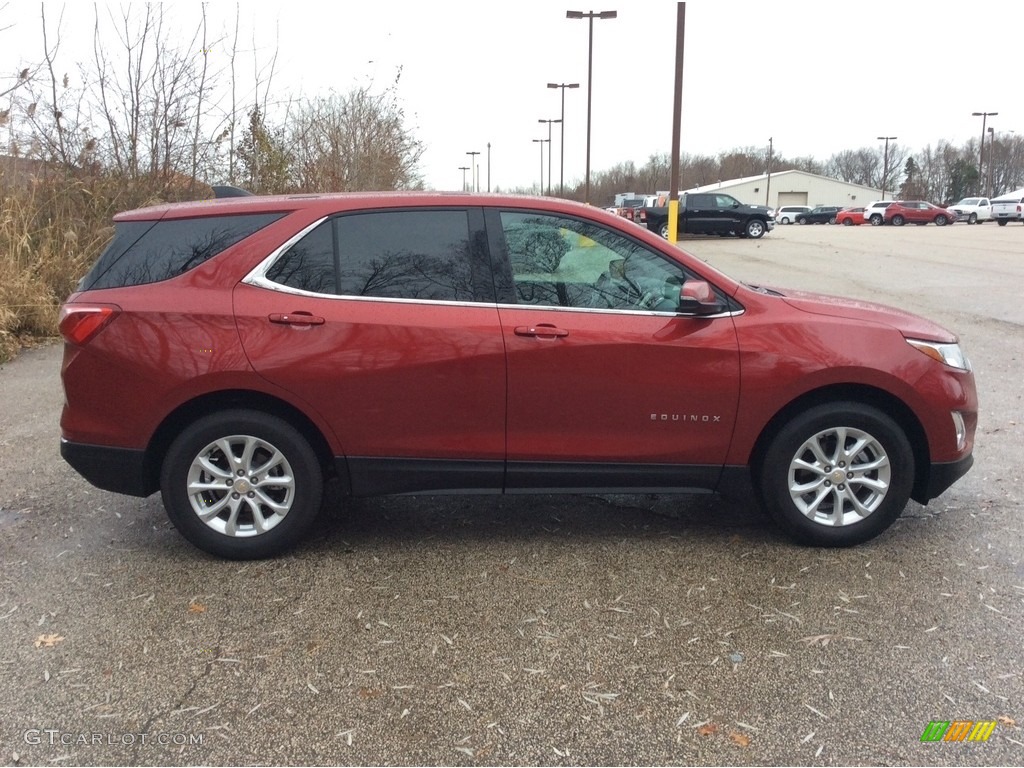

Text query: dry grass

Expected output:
[0,171,210,362]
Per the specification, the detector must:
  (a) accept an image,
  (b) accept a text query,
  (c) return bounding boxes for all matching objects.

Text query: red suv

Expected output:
[883,201,958,226]
[59,192,977,558]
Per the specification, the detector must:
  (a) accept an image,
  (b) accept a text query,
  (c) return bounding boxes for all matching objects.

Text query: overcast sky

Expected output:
[4,0,1023,197]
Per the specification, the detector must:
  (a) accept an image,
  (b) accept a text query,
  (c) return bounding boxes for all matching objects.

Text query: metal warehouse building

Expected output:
[689,170,882,209]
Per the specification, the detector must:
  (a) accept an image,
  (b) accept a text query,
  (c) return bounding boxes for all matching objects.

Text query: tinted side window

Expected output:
[266,220,336,294]
[335,210,475,302]
[82,213,284,290]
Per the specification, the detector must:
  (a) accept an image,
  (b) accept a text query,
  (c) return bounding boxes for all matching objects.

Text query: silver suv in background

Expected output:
[865,201,897,226]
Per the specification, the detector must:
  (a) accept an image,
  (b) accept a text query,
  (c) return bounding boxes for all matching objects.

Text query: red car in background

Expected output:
[883,201,958,226]
[835,207,866,226]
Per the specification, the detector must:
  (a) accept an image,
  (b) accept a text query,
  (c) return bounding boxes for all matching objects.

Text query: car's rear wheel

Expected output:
[758,402,914,547]
[745,219,766,239]
[829,216,837,225]
[841,218,853,226]
[780,216,790,225]
[891,214,905,226]
[659,222,670,239]
[870,214,883,226]
[797,217,807,225]
[935,215,948,226]
[161,410,324,559]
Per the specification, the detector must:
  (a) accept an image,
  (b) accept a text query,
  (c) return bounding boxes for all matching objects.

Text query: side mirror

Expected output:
[677,280,725,316]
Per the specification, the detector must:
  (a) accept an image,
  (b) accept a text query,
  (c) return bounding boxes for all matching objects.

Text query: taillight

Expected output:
[59,304,120,346]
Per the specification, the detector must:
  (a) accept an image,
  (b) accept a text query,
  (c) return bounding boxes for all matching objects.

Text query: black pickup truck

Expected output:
[638,192,775,239]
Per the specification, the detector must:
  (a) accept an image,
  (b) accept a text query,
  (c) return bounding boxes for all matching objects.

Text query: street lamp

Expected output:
[466,150,480,192]
[538,118,562,195]
[566,10,617,204]
[532,138,548,195]
[458,166,470,191]
[487,142,491,193]
[987,126,995,197]
[877,135,896,200]
[972,112,997,196]
[546,82,579,196]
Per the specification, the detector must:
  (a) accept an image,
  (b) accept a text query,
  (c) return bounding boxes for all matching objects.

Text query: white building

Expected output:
[686,170,882,209]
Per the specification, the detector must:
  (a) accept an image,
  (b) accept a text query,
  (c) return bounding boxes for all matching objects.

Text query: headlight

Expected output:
[907,339,971,371]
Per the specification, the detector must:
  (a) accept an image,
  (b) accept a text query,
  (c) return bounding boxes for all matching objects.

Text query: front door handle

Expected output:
[269,312,325,326]
[514,324,569,339]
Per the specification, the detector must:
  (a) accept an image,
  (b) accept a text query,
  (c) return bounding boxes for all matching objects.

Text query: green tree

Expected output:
[235,106,292,194]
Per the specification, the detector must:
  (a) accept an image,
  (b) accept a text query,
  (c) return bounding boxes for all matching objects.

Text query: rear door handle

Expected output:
[514,324,569,339]
[269,312,325,326]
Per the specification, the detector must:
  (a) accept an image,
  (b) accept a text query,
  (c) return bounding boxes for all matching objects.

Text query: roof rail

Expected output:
[211,185,254,198]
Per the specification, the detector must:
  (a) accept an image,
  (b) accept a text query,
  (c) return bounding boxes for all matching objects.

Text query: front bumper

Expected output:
[913,453,974,504]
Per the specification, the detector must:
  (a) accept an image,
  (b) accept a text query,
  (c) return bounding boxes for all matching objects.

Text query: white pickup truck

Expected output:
[949,197,992,224]
[992,190,1024,226]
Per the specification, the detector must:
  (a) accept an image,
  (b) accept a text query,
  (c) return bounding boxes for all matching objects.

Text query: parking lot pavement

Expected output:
[1,224,1022,766]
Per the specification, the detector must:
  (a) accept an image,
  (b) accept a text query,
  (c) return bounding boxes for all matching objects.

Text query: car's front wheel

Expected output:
[745,219,766,239]
[891,215,905,226]
[935,215,948,226]
[968,213,978,224]
[870,214,883,226]
[659,222,670,239]
[841,218,853,226]
[829,216,837,225]
[757,402,914,547]
[161,410,324,559]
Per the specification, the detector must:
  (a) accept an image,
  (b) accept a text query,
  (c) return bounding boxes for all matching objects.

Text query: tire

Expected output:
[797,217,807,225]
[745,219,766,239]
[757,402,914,547]
[870,214,883,226]
[161,410,324,559]
[997,219,1008,226]
[780,216,790,225]
[829,216,837,225]
[659,222,670,239]
[891,214,905,226]
[935,215,948,226]
[968,213,977,225]
[841,218,853,226]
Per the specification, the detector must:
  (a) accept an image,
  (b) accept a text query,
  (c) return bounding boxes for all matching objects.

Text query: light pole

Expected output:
[765,136,773,207]
[458,166,470,192]
[972,112,997,196]
[547,82,579,196]
[538,118,562,195]
[466,150,480,192]
[487,142,491,192]
[532,138,548,195]
[987,126,995,197]
[566,10,617,204]
[877,136,896,200]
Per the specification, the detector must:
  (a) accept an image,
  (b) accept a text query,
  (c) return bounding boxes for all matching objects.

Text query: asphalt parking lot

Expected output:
[1,221,1021,766]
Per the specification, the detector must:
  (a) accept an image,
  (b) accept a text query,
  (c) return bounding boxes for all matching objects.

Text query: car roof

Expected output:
[114,191,599,222]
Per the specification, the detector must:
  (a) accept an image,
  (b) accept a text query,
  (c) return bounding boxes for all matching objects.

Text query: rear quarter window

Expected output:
[80,213,284,290]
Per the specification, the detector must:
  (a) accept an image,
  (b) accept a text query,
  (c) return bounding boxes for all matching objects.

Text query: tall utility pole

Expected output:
[667,2,684,242]
[972,112,997,196]
[547,82,579,196]
[877,136,896,200]
[765,136,773,207]
[987,127,995,197]
[487,142,491,192]
[538,119,562,195]
[567,9,617,204]
[466,150,480,192]
[458,166,470,192]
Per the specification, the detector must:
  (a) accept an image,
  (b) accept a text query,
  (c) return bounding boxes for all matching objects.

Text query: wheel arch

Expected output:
[748,383,930,501]
[143,390,342,496]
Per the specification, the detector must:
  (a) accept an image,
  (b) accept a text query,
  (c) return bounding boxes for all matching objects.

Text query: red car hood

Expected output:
[778,289,957,342]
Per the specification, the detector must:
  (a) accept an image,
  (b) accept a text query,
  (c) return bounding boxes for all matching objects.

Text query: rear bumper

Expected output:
[60,439,154,497]
[914,453,974,504]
